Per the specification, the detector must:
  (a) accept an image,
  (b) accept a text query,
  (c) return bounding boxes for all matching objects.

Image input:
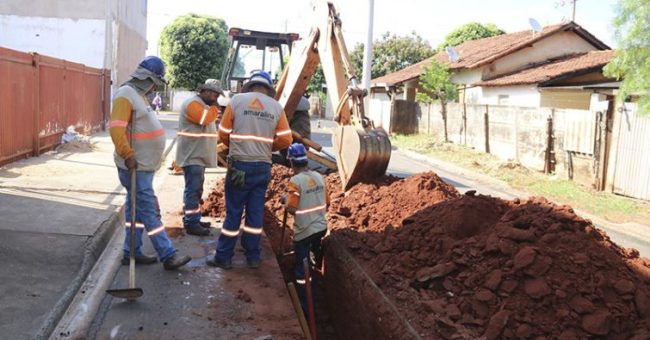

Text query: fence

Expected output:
[0,47,110,167]
[413,102,605,187]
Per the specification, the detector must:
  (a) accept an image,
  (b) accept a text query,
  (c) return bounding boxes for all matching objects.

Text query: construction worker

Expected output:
[284,143,329,312]
[109,56,191,270]
[208,71,292,269]
[176,79,222,236]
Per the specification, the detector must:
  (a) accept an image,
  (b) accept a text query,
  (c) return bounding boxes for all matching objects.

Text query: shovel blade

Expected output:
[332,125,391,190]
[106,288,143,300]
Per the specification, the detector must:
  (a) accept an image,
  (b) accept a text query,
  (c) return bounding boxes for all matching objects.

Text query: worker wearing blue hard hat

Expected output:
[108,56,191,270]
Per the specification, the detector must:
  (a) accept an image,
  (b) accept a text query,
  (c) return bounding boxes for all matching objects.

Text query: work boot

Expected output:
[199,221,212,229]
[163,254,191,270]
[121,254,157,265]
[185,223,210,236]
[247,259,261,269]
[206,258,232,270]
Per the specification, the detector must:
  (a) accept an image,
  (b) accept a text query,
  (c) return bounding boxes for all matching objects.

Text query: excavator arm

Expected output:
[275,0,391,190]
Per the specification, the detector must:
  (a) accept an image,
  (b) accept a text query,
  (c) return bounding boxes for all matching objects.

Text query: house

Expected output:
[368,22,616,130]
[0,0,148,92]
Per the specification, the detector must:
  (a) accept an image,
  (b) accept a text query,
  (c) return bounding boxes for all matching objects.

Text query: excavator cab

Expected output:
[220,28,299,94]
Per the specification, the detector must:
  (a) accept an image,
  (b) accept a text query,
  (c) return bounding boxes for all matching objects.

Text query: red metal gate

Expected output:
[0,46,111,166]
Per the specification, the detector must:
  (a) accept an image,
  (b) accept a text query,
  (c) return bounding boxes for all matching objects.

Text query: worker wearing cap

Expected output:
[285,143,330,312]
[176,79,222,236]
[108,56,191,270]
[208,71,293,269]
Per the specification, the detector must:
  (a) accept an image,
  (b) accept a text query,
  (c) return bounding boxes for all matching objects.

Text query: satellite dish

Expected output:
[529,18,543,33]
[445,46,460,63]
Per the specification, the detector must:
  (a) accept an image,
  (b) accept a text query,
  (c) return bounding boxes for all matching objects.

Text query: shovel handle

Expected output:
[129,111,137,290]
[279,208,288,256]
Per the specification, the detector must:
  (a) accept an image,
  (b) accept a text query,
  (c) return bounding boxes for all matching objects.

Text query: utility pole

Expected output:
[362,0,374,106]
[572,0,577,21]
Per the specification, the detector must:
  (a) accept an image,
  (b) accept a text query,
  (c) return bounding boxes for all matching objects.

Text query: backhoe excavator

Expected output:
[219,0,392,190]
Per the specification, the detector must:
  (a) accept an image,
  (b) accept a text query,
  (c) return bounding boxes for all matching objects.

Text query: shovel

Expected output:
[107,112,143,301]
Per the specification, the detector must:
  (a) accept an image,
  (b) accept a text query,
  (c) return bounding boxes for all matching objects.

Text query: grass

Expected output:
[391,134,650,225]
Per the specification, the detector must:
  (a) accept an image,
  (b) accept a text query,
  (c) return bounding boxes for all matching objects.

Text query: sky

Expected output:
[146,0,620,56]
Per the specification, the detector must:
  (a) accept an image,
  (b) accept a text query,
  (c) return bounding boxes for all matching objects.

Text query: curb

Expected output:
[49,209,124,340]
[47,136,179,339]
[34,206,124,340]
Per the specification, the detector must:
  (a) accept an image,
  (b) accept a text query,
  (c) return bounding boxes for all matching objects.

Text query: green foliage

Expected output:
[159,13,229,89]
[603,0,650,113]
[350,32,434,81]
[437,22,505,51]
[307,65,325,94]
[417,59,458,103]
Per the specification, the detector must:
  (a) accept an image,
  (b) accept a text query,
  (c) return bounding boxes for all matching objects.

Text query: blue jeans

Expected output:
[215,161,271,263]
[182,165,205,226]
[118,168,176,262]
[294,229,326,312]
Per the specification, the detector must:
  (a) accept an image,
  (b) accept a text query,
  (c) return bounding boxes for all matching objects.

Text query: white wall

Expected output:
[486,32,599,78]
[0,14,106,68]
[170,90,195,112]
[368,92,392,131]
[479,86,541,107]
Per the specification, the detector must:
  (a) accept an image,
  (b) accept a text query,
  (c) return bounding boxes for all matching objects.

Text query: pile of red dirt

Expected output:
[203,179,226,218]
[204,166,650,339]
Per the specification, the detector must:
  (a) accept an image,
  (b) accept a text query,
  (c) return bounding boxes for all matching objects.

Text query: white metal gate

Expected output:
[613,103,650,200]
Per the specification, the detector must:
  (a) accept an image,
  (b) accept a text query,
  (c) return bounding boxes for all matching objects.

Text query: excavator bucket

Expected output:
[332,125,391,190]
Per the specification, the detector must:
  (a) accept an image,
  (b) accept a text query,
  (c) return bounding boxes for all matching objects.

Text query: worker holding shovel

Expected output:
[109,56,191,271]
[284,143,330,314]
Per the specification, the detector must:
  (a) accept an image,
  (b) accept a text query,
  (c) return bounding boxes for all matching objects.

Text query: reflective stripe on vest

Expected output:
[230,133,274,144]
[295,204,327,215]
[177,131,219,138]
[127,128,165,141]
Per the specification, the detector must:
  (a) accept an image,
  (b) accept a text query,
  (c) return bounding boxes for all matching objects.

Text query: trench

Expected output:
[203,165,650,339]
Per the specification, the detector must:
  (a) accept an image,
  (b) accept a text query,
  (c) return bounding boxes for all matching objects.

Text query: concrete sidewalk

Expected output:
[87,143,303,339]
[0,114,178,339]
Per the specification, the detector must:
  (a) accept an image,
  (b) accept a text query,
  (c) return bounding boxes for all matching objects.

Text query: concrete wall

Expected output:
[479,86,541,107]
[0,0,148,93]
[485,31,599,78]
[414,101,601,185]
[0,15,106,68]
[368,92,392,131]
[170,90,195,112]
[540,89,591,110]
[0,0,106,19]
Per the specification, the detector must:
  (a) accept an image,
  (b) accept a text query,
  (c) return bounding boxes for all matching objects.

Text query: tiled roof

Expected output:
[370,22,609,87]
[474,50,615,86]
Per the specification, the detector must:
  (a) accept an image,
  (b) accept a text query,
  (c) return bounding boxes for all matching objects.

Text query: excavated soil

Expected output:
[204,166,650,339]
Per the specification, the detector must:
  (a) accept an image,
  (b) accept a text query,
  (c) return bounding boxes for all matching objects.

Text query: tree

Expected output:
[417,60,458,142]
[350,32,434,81]
[437,22,505,51]
[159,14,229,89]
[603,0,650,113]
[307,65,325,94]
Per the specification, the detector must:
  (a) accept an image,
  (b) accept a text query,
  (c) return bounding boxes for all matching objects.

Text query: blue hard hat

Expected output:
[138,56,166,79]
[287,143,307,161]
[242,70,275,94]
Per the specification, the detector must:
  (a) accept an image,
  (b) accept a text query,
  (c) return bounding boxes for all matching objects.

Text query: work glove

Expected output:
[227,167,246,189]
[125,156,138,170]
